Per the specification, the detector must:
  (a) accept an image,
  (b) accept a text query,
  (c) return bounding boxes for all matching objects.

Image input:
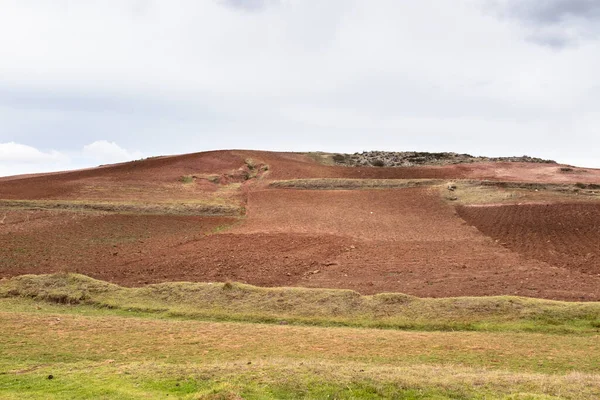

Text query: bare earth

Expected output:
[1,150,600,300]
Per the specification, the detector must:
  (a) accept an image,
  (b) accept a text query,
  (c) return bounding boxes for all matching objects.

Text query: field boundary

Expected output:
[0,199,243,216]
[2,273,600,333]
[269,178,443,190]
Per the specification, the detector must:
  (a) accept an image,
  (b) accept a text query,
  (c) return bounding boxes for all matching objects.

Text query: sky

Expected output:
[1,0,599,176]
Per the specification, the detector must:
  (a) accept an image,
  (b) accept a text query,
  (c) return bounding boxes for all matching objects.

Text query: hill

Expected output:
[1,149,600,300]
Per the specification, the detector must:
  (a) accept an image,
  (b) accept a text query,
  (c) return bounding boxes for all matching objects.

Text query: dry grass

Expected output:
[72,180,243,202]
[0,199,242,216]
[2,275,600,398]
[441,181,600,205]
[269,179,600,206]
[269,178,442,190]
[305,152,336,166]
[1,309,600,399]
[2,311,599,373]
[2,274,600,333]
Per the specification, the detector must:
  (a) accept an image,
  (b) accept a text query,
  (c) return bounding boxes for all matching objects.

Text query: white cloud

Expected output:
[82,140,143,164]
[0,142,70,177]
[0,141,143,177]
[0,1,598,169]
[0,142,67,164]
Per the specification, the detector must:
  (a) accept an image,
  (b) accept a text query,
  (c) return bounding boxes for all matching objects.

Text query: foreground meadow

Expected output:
[1,274,599,399]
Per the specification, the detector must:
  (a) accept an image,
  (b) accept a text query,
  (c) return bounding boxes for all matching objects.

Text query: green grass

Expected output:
[2,274,600,399]
[179,175,195,184]
[2,359,598,399]
[2,274,600,334]
[1,309,599,399]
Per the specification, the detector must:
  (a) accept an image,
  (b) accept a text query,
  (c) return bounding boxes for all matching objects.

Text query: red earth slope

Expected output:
[1,150,600,300]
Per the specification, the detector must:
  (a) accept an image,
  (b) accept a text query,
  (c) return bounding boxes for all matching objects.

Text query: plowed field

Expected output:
[457,203,600,276]
[235,188,471,241]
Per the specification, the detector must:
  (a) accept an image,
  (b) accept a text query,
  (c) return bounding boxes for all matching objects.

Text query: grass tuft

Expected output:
[179,175,195,184]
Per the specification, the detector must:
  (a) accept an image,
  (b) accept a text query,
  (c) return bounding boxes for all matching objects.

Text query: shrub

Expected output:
[244,159,256,170]
[332,154,347,164]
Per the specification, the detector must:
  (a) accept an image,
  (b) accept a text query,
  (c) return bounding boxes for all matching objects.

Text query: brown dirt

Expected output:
[456,203,600,276]
[236,188,479,241]
[242,150,600,183]
[1,150,600,301]
[0,151,246,201]
[2,150,598,202]
[2,187,599,300]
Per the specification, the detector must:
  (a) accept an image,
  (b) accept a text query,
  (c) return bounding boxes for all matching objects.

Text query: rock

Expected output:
[331,151,555,167]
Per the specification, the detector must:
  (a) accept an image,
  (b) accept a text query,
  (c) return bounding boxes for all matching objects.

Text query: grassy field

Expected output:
[1,274,600,399]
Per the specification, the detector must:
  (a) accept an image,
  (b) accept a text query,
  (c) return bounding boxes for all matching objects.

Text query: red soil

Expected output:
[236,188,482,241]
[2,150,598,201]
[457,203,600,276]
[2,186,599,300]
[0,151,245,201]
[2,150,600,300]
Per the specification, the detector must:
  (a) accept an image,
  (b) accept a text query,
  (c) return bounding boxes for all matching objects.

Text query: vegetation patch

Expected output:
[1,357,599,399]
[2,274,600,399]
[0,199,243,216]
[1,307,600,399]
[441,181,600,205]
[269,179,442,190]
[2,274,600,333]
[179,175,195,184]
[305,152,336,166]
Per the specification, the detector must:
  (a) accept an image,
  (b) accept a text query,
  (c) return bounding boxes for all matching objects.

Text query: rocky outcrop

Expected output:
[331,151,556,167]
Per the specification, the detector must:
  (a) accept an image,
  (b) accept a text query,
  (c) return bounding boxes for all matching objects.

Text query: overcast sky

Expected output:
[1,0,599,176]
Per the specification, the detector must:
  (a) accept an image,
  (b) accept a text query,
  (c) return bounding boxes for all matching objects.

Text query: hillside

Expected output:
[1,149,600,300]
[3,149,600,399]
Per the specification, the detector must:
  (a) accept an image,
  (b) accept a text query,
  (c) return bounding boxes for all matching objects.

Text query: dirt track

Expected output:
[2,150,600,300]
